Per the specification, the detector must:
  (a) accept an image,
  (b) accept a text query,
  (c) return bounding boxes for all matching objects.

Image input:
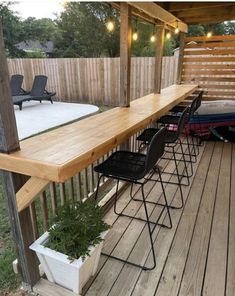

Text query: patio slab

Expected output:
[14,101,99,140]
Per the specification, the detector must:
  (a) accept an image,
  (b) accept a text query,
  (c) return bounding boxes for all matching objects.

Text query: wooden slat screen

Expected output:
[181,35,235,101]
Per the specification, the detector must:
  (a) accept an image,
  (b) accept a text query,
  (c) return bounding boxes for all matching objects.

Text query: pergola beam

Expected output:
[167,2,232,12]
[176,5,235,18]
[128,2,188,33]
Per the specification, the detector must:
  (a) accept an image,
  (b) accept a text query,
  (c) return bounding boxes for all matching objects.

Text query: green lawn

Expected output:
[0,186,19,290]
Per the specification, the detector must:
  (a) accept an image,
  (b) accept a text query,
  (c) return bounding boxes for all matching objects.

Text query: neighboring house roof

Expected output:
[15,40,54,53]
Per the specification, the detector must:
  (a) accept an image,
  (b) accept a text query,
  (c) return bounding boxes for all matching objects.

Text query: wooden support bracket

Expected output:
[16,177,50,212]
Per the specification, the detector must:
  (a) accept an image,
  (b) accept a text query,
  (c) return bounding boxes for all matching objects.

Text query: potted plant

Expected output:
[30,200,110,294]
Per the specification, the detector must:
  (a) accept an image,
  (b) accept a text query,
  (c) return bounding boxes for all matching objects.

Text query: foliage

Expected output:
[0,3,24,57]
[47,200,110,261]
[21,17,60,43]
[24,48,46,58]
[0,185,19,290]
[55,2,120,57]
[1,2,235,58]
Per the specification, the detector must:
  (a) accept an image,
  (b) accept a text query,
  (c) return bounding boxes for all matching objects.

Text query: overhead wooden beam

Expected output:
[182,15,235,25]
[119,2,131,107]
[154,22,165,93]
[128,2,188,33]
[0,22,40,290]
[168,2,232,12]
[175,5,235,18]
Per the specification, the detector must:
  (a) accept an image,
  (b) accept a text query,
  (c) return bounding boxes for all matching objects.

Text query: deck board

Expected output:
[226,143,235,296]
[84,141,233,296]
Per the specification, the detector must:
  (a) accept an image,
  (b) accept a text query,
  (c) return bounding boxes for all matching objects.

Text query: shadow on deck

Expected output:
[83,141,235,296]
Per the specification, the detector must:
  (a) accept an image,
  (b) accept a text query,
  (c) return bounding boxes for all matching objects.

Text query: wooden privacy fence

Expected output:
[181,34,235,101]
[7,57,178,106]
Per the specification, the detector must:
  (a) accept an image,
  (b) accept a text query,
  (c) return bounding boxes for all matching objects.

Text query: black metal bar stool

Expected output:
[94,127,172,270]
[156,92,202,175]
[170,91,204,149]
[136,106,190,209]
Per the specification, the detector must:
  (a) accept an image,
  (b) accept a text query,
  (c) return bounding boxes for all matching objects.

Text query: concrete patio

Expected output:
[14,101,99,140]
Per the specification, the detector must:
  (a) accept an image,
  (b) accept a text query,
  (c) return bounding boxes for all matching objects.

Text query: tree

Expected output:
[54,2,119,57]
[0,3,24,57]
[21,17,60,43]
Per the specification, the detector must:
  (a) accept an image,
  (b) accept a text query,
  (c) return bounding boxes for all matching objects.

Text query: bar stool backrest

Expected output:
[176,106,191,138]
[145,127,167,174]
[195,91,203,111]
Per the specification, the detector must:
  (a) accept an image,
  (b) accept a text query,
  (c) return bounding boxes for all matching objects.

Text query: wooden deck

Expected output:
[82,141,235,296]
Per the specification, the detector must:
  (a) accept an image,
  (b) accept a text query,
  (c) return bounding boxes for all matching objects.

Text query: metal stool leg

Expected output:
[171,145,184,209]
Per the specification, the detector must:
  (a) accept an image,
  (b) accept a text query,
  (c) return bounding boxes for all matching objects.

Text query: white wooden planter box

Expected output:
[30,230,108,294]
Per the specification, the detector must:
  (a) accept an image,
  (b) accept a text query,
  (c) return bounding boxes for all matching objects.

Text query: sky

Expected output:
[8,0,65,20]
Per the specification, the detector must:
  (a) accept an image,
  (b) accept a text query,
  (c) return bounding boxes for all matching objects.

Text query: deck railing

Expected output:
[27,128,148,239]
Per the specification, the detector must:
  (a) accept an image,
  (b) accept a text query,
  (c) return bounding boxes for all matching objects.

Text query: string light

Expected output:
[207,31,212,38]
[150,34,156,42]
[132,18,138,41]
[133,32,138,41]
[174,20,179,34]
[150,24,156,43]
[175,27,179,34]
[166,32,171,39]
[106,19,115,32]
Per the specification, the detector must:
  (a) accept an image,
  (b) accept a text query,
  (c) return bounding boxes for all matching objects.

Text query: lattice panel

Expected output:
[181,35,235,101]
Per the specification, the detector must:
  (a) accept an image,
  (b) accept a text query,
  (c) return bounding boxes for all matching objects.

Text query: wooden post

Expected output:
[154,22,165,93]
[120,2,131,107]
[0,22,40,291]
[177,32,185,84]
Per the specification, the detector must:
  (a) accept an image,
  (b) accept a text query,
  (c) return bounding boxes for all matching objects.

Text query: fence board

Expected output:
[8,57,178,106]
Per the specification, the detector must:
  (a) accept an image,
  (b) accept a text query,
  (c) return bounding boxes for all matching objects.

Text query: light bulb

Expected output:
[133,32,138,41]
[166,32,171,39]
[106,20,114,32]
[175,27,179,34]
[150,35,156,43]
[207,31,212,38]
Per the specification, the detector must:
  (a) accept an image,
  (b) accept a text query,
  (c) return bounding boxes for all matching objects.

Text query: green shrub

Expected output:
[47,200,110,261]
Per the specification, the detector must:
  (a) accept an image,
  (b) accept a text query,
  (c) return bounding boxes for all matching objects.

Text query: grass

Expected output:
[0,186,19,290]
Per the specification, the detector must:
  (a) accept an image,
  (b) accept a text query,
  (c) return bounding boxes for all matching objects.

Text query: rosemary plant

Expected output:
[47,200,110,261]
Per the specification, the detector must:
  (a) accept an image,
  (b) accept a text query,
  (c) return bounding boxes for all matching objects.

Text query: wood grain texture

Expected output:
[176,32,185,84]
[226,144,235,296]
[202,144,231,296]
[33,278,80,296]
[16,177,50,212]
[0,22,40,288]
[182,35,235,102]
[8,57,179,106]
[154,22,165,93]
[0,84,197,183]
[119,3,131,107]
[128,2,188,33]
[178,143,223,296]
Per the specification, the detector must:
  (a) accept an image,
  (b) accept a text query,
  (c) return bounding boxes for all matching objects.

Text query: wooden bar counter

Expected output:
[0,84,197,183]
